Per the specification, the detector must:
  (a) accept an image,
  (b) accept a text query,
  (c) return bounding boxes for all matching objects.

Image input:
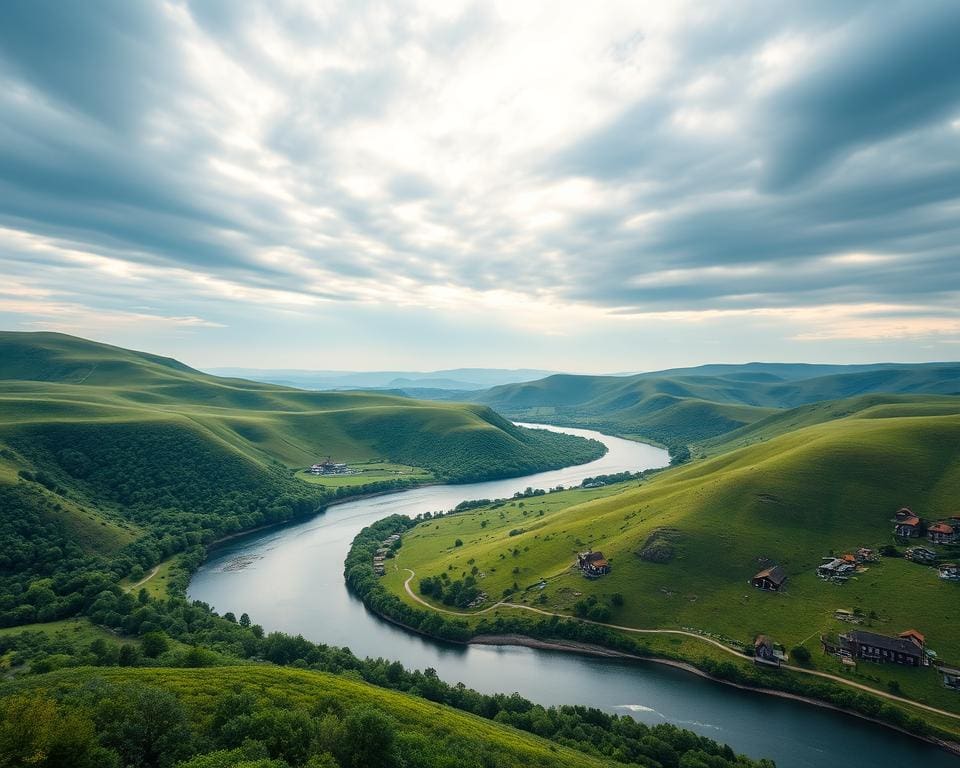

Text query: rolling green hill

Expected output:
[0,331,601,626]
[474,363,960,446]
[377,397,960,719]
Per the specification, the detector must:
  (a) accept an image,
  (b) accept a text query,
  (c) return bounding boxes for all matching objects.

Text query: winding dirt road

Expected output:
[401,569,960,723]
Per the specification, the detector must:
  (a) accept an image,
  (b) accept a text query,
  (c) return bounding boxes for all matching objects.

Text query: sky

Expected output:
[1,0,959,373]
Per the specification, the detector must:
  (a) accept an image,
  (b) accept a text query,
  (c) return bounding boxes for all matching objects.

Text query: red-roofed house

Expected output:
[894,516,922,538]
[899,629,925,649]
[929,522,956,545]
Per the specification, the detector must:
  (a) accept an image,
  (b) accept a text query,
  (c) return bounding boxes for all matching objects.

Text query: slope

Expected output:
[474,363,960,445]
[382,399,960,714]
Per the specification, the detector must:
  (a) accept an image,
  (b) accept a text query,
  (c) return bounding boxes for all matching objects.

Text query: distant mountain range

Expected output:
[206,367,558,391]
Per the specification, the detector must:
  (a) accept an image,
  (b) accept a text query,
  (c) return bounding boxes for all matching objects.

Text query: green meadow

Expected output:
[382,399,960,717]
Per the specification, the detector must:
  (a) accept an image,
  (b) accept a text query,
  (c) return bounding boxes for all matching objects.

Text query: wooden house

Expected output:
[939,666,960,691]
[938,563,959,581]
[894,515,922,538]
[577,551,611,577]
[905,546,937,564]
[893,507,915,522]
[751,565,787,591]
[839,630,925,666]
[929,522,956,544]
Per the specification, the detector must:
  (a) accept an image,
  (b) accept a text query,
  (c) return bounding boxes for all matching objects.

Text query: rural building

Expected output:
[939,666,960,691]
[309,458,352,475]
[855,547,877,562]
[939,563,960,581]
[929,522,956,544]
[894,515,922,538]
[577,551,611,577]
[817,557,855,580]
[839,630,925,666]
[751,565,787,591]
[894,507,915,522]
[905,546,937,564]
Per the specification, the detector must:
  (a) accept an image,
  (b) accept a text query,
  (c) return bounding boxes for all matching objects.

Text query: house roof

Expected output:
[844,630,924,657]
[581,551,606,563]
[897,516,920,527]
[930,522,954,534]
[754,565,786,585]
[899,629,925,645]
[842,553,856,562]
[590,558,609,568]
[754,634,772,648]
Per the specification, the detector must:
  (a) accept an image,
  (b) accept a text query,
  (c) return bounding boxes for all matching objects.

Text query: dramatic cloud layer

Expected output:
[1,0,958,369]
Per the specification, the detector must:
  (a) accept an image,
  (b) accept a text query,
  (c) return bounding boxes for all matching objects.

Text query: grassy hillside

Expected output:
[0,332,601,627]
[378,399,960,718]
[474,363,960,446]
[0,666,619,768]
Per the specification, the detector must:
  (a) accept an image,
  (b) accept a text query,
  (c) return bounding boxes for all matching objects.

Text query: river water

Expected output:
[189,425,958,768]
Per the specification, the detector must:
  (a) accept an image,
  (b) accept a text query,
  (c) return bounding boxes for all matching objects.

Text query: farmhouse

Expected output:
[817,557,855,580]
[839,629,925,666]
[939,563,959,581]
[929,522,956,544]
[751,565,787,591]
[940,666,960,691]
[893,507,915,522]
[309,458,352,475]
[894,515,922,538]
[577,551,611,577]
[905,546,937,564]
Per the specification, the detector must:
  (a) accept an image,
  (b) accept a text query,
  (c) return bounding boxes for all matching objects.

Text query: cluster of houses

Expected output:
[816,548,876,583]
[577,551,611,578]
[309,458,354,476]
[892,507,958,542]
[817,626,960,689]
[372,533,401,577]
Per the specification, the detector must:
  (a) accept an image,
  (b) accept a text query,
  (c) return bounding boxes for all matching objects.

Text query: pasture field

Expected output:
[381,400,960,717]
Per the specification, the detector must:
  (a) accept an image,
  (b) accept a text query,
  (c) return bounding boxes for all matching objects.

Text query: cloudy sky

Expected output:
[1,1,959,372]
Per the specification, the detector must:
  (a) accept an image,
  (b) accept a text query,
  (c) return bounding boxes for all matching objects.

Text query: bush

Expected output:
[791,645,811,665]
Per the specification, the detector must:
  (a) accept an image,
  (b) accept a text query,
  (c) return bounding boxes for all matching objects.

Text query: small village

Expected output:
[372,532,401,577]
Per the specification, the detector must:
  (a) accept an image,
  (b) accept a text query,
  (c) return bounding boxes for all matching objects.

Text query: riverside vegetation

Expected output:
[0,332,780,767]
[350,396,960,745]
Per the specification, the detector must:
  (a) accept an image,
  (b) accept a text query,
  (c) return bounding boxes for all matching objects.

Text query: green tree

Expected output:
[95,685,192,768]
[141,631,169,658]
[339,707,396,768]
[0,694,117,768]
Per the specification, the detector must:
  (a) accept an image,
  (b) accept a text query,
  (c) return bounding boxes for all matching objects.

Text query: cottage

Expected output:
[939,563,960,581]
[894,515,922,538]
[894,507,915,522]
[751,565,787,591]
[929,522,956,545]
[840,630,925,666]
[753,635,780,665]
[939,666,960,691]
[817,557,855,580]
[855,547,877,562]
[905,546,937,564]
[577,551,611,577]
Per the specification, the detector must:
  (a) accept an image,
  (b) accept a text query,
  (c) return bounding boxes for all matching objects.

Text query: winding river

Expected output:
[189,425,958,768]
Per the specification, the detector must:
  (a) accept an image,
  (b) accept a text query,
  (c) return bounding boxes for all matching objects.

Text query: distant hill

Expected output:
[473,363,960,446]
[0,331,601,614]
[207,366,558,391]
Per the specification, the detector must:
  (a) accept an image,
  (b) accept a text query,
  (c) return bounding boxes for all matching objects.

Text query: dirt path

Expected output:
[401,569,960,722]
[125,565,159,592]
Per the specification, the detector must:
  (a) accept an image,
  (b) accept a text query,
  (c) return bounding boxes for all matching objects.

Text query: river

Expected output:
[188,425,958,768]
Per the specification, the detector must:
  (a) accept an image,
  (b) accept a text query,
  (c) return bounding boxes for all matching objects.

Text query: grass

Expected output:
[381,399,960,720]
[2,666,620,768]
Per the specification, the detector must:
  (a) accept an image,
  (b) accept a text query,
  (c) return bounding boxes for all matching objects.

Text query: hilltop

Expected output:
[473,362,960,446]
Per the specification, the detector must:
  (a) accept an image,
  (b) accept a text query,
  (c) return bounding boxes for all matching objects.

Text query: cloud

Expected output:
[0,0,958,366]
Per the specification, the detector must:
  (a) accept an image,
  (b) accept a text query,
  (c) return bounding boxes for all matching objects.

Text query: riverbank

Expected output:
[346,517,960,754]
[469,634,960,758]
